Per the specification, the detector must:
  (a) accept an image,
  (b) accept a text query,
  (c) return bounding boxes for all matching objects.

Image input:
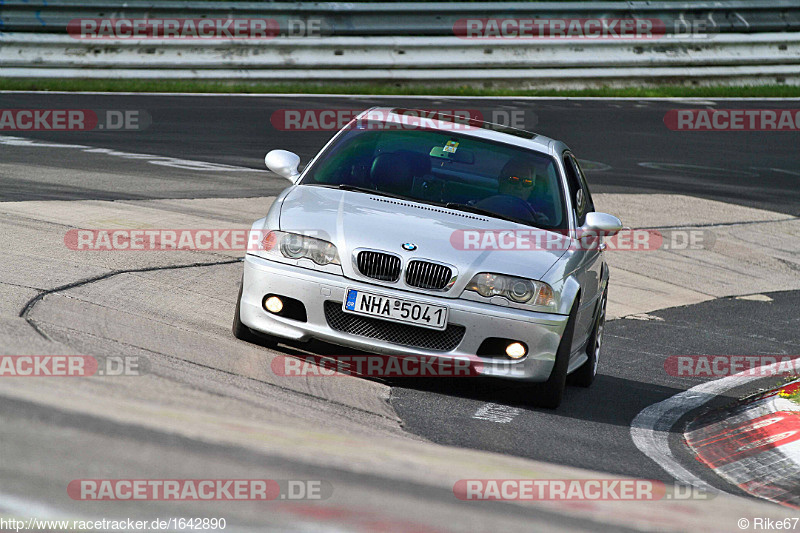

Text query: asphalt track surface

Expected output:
[1,93,799,530]
[1,93,799,215]
[392,290,800,493]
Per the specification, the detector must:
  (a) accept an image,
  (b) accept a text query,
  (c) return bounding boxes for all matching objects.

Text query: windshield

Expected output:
[300,123,567,230]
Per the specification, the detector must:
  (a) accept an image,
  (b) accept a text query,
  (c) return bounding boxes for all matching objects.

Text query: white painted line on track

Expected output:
[623,313,665,322]
[0,491,68,519]
[0,135,264,173]
[758,167,800,177]
[735,294,774,302]
[630,356,800,492]
[472,403,522,424]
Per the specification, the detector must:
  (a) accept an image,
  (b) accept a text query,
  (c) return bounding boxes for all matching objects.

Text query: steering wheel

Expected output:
[475,194,543,224]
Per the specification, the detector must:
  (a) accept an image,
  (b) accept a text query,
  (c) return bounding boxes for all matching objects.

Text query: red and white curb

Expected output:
[685,381,800,508]
[631,357,800,498]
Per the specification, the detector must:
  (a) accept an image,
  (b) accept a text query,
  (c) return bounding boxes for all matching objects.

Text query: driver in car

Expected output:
[494,157,552,226]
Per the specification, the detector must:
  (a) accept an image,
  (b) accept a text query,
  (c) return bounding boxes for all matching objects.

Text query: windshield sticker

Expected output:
[443,141,459,153]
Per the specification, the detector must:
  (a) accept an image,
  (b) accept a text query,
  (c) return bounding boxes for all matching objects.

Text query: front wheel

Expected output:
[532,297,579,409]
[232,279,279,348]
[569,287,607,388]
[232,280,259,342]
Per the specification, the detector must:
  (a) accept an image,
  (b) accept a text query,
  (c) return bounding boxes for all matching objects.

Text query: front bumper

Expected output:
[240,254,569,382]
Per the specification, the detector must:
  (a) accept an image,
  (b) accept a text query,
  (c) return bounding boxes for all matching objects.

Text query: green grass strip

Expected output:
[2,79,800,98]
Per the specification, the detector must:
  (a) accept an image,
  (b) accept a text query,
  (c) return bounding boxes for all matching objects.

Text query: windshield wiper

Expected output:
[445,202,529,225]
[336,184,410,200]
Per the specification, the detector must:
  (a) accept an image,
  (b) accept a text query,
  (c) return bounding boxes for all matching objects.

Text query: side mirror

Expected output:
[582,212,623,236]
[265,149,301,180]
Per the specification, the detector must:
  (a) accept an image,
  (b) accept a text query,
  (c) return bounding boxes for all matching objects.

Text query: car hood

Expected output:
[279,185,568,295]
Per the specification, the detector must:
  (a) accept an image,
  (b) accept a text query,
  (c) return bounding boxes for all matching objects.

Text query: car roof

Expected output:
[355,107,567,156]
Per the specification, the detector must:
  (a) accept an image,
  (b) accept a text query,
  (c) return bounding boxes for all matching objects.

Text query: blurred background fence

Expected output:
[2,1,799,88]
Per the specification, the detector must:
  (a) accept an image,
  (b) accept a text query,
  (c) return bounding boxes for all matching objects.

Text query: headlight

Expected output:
[261,231,340,266]
[465,273,555,308]
[281,233,305,258]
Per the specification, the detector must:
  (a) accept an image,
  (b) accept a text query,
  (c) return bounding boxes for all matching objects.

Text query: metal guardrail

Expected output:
[2,32,799,87]
[3,33,798,70]
[1,1,799,87]
[3,0,800,35]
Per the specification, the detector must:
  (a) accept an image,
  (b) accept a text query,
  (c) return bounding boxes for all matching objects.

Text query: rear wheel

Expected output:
[569,287,607,388]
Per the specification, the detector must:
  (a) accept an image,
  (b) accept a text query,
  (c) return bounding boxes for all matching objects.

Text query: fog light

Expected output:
[264,296,284,314]
[505,342,526,359]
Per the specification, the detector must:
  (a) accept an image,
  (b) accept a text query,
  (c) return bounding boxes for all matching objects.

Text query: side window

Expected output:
[570,155,595,215]
[563,152,588,226]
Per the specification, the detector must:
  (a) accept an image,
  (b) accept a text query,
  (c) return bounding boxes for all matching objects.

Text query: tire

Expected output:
[569,286,607,388]
[232,279,278,347]
[534,296,579,409]
[232,280,258,342]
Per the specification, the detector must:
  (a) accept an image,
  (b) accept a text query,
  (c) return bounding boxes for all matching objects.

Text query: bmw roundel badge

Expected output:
[402,243,417,251]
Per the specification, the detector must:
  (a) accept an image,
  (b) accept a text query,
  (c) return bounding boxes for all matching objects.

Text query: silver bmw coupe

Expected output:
[234,108,622,407]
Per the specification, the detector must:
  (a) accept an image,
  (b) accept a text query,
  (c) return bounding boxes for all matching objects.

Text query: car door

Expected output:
[563,151,603,355]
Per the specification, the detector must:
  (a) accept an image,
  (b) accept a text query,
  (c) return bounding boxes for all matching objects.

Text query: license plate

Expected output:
[343,289,448,330]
